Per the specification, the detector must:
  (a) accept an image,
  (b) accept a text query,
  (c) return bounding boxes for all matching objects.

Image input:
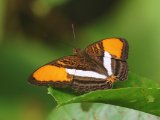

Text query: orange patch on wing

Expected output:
[102,38,123,58]
[33,65,71,82]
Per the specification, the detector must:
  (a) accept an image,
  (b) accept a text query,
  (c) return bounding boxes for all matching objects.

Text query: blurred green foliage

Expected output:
[0,0,5,42]
[1,0,160,120]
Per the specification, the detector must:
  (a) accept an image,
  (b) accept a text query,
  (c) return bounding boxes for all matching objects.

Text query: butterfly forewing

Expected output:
[85,38,129,81]
[85,38,129,61]
[29,55,113,92]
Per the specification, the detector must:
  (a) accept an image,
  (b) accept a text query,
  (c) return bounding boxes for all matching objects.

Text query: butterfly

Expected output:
[28,38,129,92]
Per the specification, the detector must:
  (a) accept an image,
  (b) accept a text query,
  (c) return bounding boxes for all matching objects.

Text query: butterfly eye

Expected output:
[73,48,81,54]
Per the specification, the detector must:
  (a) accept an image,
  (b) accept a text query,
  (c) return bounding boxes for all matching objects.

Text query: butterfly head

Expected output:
[73,48,84,57]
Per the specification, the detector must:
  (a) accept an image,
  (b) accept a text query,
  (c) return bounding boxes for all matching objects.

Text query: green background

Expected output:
[0,0,160,120]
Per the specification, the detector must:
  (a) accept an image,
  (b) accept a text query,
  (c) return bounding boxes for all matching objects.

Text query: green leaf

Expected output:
[62,88,160,115]
[48,88,77,105]
[48,103,160,120]
[48,72,160,116]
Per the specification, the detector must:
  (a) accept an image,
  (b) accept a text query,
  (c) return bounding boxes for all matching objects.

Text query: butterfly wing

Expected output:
[85,38,129,81]
[85,38,129,60]
[28,56,79,87]
[29,55,112,92]
[111,59,128,81]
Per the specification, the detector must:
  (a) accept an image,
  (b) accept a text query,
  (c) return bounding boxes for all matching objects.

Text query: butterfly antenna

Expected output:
[71,24,81,55]
[72,24,76,40]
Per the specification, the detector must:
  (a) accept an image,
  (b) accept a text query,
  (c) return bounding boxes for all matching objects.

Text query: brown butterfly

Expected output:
[28,38,129,92]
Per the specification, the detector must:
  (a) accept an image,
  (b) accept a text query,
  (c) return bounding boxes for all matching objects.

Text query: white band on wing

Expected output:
[103,52,112,76]
[66,69,107,79]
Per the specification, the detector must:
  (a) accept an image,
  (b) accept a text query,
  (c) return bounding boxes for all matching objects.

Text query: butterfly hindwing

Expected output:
[111,59,128,81]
